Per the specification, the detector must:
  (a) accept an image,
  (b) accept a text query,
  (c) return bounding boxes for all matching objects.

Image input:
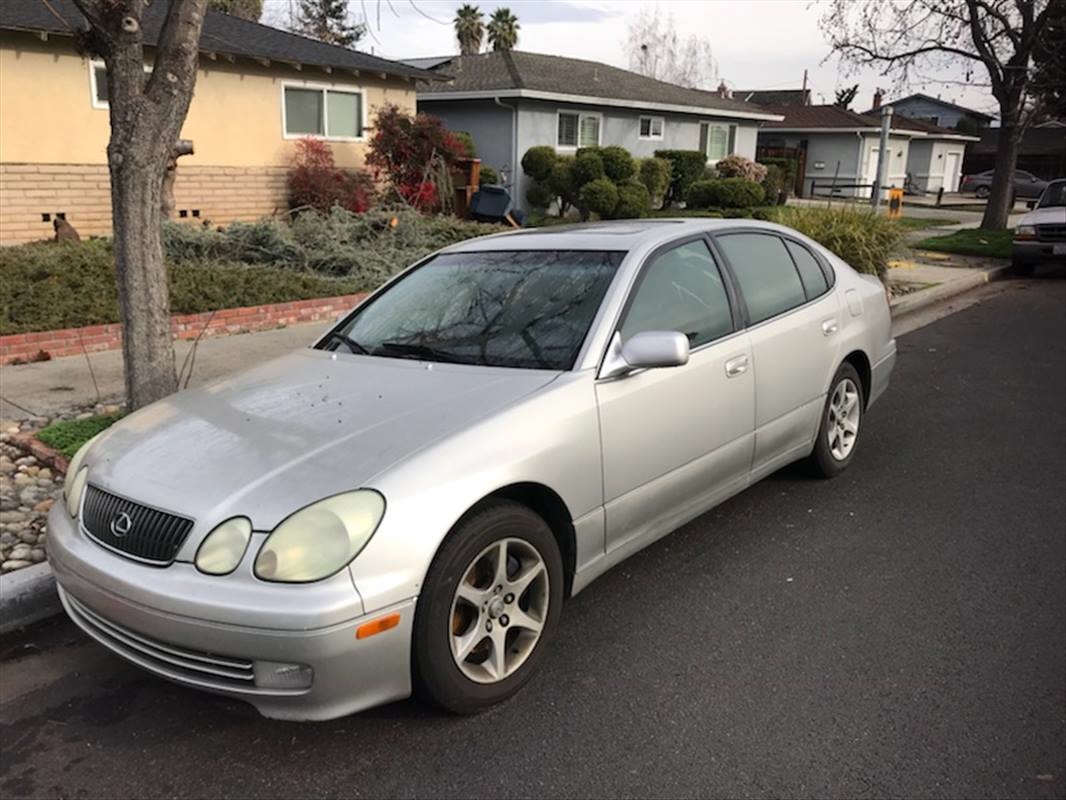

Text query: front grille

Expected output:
[81,485,194,565]
[63,591,256,689]
[1036,224,1066,242]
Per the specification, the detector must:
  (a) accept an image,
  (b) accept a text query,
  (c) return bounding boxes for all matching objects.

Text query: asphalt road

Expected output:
[2,277,1064,800]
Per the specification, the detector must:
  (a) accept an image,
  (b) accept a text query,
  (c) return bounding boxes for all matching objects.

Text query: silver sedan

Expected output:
[49,219,896,720]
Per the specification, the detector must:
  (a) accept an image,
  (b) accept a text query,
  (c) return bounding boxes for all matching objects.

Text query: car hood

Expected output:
[1019,206,1066,226]
[86,350,558,532]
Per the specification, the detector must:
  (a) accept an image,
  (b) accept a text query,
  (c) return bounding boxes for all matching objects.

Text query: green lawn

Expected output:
[37,414,123,459]
[892,216,961,231]
[914,228,1013,259]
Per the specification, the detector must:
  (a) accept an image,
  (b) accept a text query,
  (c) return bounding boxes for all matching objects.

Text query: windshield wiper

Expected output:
[323,331,368,354]
[376,341,477,365]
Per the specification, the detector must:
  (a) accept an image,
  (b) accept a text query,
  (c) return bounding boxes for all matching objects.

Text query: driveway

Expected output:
[2,277,1064,800]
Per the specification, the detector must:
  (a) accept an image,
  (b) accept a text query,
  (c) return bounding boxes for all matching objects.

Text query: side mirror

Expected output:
[600,331,689,379]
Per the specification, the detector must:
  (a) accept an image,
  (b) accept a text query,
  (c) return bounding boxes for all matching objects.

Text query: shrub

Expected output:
[526,179,555,210]
[639,157,672,208]
[601,145,636,182]
[758,157,799,196]
[685,179,719,208]
[521,146,557,181]
[579,178,619,218]
[365,105,466,210]
[775,206,902,279]
[548,156,579,215]
[715,154,767,183]
[761,164,784,205]
[479,165,500,186]
[287,137,373,214]
[38,414,124,458]
[573,150,606,185]
[609,181,651,219]
[654,150,707,206]
[449,130,477,158]
[686,178,764,209]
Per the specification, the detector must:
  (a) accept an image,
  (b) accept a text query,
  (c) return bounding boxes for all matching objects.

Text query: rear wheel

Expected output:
[975,185,990,199]
[412,501,563,714]
[808,363,864,478]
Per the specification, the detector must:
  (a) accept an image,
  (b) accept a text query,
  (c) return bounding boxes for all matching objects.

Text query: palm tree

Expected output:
[454,4,485,55]
[487,7,519,52]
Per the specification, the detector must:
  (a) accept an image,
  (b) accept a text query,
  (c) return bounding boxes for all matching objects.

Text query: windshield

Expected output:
[321,250,624,370]
[1038,182,1066,208]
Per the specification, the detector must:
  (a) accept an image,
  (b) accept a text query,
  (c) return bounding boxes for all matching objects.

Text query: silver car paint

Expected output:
[50,219,896,720]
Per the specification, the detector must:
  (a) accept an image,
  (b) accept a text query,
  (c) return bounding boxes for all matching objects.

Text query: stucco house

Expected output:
[0,0,437,244]
[756,105,975,198]
[865,92,994,132]
[409,51,782,211]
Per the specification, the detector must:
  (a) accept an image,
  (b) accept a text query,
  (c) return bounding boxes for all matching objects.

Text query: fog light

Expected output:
[253,661,314,690]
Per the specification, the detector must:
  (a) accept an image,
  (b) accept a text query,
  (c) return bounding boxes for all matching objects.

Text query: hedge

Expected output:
[686,178,765,209]
[654,150,707,207]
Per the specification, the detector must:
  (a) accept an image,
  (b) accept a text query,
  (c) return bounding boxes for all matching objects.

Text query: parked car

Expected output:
[960,169,1049,199]
[50,220,897,721]
[1013,179,1066,274]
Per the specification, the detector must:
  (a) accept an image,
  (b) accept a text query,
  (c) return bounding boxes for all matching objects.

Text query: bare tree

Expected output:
[624,5,718,90]
[70,0,208,408]
[821,0,1053,230]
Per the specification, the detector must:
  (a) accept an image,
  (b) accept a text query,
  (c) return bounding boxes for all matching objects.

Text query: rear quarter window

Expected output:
[784,240,830,299]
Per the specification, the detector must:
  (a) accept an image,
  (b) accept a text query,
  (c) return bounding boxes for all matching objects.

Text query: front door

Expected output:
[596,238,755,558]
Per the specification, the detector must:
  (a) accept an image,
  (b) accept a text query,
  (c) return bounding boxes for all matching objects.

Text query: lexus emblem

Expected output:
[110,511,133,539]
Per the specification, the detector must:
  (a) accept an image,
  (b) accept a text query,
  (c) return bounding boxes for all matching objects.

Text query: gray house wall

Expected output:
[885,97,988,130]
[507,98,762,211]
[906,139,968,193]
[417,98,516,183]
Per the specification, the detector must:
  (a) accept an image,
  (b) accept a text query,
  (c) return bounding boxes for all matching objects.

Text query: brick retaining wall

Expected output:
[0,293,367,365]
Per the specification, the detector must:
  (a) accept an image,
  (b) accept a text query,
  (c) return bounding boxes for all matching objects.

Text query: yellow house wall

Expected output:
[0,31,417,242]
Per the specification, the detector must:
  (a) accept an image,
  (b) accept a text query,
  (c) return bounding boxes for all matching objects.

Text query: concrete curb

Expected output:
[890,263,1012,318]
[0,561,60,636]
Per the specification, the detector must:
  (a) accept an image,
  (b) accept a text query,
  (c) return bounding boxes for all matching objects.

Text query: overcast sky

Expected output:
[261,0,997,116]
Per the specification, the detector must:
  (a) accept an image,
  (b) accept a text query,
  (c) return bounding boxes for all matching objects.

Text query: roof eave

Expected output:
[416,88,785,121]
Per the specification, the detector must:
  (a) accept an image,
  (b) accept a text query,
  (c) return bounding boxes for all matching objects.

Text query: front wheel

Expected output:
[974,185,990,199]
[412,501,563,714]
[808,363,864,478]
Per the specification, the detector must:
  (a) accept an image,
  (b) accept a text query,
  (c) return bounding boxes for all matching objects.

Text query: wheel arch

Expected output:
[842,349,872,408]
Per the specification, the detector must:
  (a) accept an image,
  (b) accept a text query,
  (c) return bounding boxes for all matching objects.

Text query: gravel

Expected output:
[0,401,123,574]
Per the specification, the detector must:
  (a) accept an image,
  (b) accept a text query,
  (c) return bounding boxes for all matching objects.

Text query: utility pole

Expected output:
[801,68,808,100]
[870,105,892,209]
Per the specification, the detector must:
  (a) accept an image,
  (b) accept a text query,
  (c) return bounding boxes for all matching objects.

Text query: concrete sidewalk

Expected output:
[1,322,329,418]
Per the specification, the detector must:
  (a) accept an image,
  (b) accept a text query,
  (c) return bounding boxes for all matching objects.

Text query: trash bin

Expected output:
[887,187,904,219]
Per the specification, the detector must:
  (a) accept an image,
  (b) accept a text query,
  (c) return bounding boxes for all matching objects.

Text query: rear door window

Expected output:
[784,240,829,300]
[715,233,807,325]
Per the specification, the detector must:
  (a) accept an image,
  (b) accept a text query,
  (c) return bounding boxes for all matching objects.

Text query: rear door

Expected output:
[712,231,842,480]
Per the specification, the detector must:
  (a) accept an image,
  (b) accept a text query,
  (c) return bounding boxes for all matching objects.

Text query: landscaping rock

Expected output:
[0,432,65,576]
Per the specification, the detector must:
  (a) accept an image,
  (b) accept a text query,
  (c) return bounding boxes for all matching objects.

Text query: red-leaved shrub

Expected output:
[288,137,374,213]
[365,105,467,211]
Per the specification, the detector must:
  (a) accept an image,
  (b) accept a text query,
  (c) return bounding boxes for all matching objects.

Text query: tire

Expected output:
[412,500,563,714]
[808,362,865,478]
[1012,259,1036,276]
[975,185,990,199]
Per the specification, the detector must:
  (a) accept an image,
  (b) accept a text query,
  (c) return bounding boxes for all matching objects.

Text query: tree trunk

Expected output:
[110,141,179,409]
[980,119,1021,229]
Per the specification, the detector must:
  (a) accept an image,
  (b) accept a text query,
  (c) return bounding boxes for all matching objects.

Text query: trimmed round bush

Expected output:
[548,156,578,211]
[479,165,500,186]
[685,179,720,208]
[526,179,555,210]
[609,181,651,219]
[573,150,606,185]
[580,177,619,218]
[639,157,672,208]
[715,178,765,208]
[654,149,707,206]
[521,146,557,181]
[601,145,636,182]
[715,154,767,182]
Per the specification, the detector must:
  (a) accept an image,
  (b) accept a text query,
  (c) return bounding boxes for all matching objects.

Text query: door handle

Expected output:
[821,318,839,336]
[725,355,749,377]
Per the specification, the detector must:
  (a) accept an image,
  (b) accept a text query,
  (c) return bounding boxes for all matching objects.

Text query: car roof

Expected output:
[442,218,786,253]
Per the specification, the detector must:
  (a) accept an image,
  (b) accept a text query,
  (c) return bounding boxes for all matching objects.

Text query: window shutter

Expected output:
[699,123,709,157]
[727,125,736,155]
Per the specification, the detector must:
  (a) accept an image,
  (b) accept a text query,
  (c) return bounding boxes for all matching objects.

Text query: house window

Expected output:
[557,111,601,148]
[89,60,151,109]
[699,122,737,163]
[283,84,365,140]
[639,116,664,140]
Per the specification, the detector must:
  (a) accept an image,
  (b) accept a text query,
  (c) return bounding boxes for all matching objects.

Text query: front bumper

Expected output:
[47,504,415,721]
[1013,240,1066,265]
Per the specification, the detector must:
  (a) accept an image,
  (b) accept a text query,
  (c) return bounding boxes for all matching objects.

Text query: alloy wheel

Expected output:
[449,537,550,684]
[827,378,861,461]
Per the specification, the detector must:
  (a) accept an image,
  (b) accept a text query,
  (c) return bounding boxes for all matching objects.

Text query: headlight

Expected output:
[1015,224,1037,239]
[195,517,252,575]
[254,490,385,583]
[63,435,99,518]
